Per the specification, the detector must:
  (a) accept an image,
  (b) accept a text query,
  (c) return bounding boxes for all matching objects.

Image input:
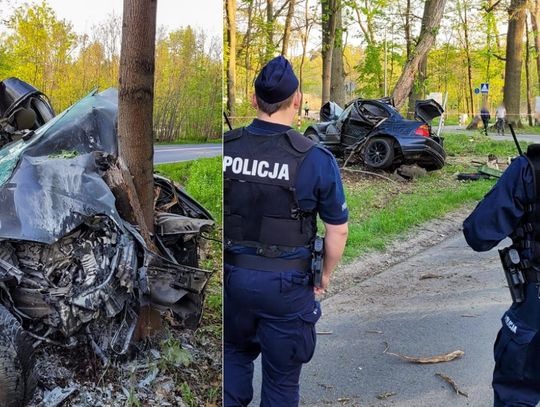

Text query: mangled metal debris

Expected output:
[0,78,215,406]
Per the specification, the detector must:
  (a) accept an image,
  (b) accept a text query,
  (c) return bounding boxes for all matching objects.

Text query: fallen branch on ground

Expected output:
[383,342,464,364]
[435,373,468,397]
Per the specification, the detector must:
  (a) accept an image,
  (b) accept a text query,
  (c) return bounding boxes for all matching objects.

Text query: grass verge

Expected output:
[341,132,523,262]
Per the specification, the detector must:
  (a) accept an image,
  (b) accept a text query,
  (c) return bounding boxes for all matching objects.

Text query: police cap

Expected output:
[255,56,299,104]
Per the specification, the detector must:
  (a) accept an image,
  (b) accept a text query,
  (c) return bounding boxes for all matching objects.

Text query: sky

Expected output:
[4,0,223,39]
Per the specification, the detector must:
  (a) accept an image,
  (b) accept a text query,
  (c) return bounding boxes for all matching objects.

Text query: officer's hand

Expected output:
[314,274,330,296]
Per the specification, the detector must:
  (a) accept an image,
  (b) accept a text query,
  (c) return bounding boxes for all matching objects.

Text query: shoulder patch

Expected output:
[285,129,315,153]
[224,128,243,143]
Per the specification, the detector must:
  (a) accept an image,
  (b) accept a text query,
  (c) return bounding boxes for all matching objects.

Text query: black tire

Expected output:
[0,305,37,407]
[304,129,320,142]
[363,137,395,169]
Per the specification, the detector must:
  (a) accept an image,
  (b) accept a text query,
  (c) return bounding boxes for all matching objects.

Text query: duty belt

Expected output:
[225,252,311,273]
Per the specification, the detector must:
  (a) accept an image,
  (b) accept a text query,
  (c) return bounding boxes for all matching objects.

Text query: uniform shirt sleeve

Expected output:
[463,156,533,252]
[296,146,348,225]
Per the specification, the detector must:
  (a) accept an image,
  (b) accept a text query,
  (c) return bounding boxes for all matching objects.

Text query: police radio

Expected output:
[312,236,325,288]
[499,247,525,303]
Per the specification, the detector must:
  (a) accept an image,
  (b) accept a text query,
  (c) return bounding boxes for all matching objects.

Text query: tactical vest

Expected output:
[511,144,540,275]
[224,127,317,258]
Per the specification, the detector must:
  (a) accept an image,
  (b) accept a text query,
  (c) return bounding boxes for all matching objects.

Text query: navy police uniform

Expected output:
[224,55,348,407]
[464,149,540,406]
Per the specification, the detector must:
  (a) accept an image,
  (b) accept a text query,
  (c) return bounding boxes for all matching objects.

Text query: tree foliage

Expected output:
[0,1,221,141]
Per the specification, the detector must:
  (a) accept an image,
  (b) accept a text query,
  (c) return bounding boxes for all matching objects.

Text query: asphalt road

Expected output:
[250,233,510,406]
[153,143,222,164]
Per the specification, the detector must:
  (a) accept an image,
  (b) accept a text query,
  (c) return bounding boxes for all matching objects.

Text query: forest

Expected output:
[0,1,222,142]
[225,0,540,127]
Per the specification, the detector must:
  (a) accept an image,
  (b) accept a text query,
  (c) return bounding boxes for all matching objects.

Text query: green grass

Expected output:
[155,156,222,222]
[340,132,523,262]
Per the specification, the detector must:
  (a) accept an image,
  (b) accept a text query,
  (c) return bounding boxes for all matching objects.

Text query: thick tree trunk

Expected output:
[330,1,345,106]
[504,0,527,127]
[226,0,236,115]
[526,16,534,126]
[118,0,157,234]
[282,0,296,56]
[392,0,446,109]
[407,0,438,118]
[531,0,540,93]
[321,0,338,104]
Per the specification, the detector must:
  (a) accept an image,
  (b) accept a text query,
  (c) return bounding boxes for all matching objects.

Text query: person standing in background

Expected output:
[496,103,506,136]
[481,104,491,136]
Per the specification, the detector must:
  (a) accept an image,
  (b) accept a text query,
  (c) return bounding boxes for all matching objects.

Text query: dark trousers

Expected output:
[493,285,540,406]
[224,264,320,407]
[482,117,490,135]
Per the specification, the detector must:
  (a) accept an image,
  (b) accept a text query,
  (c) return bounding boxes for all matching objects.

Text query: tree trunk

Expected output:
[408,0,438,118]
[298,0,312,116]
[321,0,338,104]
[330,0,345,106]
[526,15,534,126]
[118,0,157,234]
[266,0,275,60]
[504,0,527,127]
[392,0,446,109]
[531,0,540,93]
[405,0,412,59]
[226,0,236,115]
[282,0,296,56]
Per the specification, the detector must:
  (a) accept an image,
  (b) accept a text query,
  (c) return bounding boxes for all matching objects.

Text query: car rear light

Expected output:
[415,125,430,137]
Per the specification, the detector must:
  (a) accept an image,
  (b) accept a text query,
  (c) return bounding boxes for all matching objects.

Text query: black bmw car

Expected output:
[304,97,446,170]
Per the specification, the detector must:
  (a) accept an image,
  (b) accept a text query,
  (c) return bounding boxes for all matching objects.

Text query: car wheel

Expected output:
[364,137,395,169]
[0,305,37,407]
[304,130,320,142]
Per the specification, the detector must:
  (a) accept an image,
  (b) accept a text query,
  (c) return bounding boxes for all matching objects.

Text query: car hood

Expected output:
[415,99,443,123]
[0,88,211,244]
[320,101,343,121]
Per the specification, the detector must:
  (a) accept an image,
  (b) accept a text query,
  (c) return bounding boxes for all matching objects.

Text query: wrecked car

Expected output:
[304,97,446,171]
[0,78,215,407]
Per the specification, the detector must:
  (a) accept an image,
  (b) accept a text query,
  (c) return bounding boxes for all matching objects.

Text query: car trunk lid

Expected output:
[414,99,443,124]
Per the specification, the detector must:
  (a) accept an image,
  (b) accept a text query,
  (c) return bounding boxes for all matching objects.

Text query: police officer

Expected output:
[463,146,540,406]
[224,56,349,407]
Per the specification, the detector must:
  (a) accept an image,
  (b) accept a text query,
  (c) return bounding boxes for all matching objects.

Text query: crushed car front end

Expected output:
[0,82,215,362]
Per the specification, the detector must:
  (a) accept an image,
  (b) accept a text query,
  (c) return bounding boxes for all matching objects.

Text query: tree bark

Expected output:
[281,0,296,56]
[298,0,313,116]
[503,0,527,127]
[266,0,275,60]
[526,15,533,126]
[407,0,439,118]
[226,0,236,115]
[321,0,338,104]
[118,0,157,234]
[392,0,446,109]
[330,0,345,106]
[530,0,540,93]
